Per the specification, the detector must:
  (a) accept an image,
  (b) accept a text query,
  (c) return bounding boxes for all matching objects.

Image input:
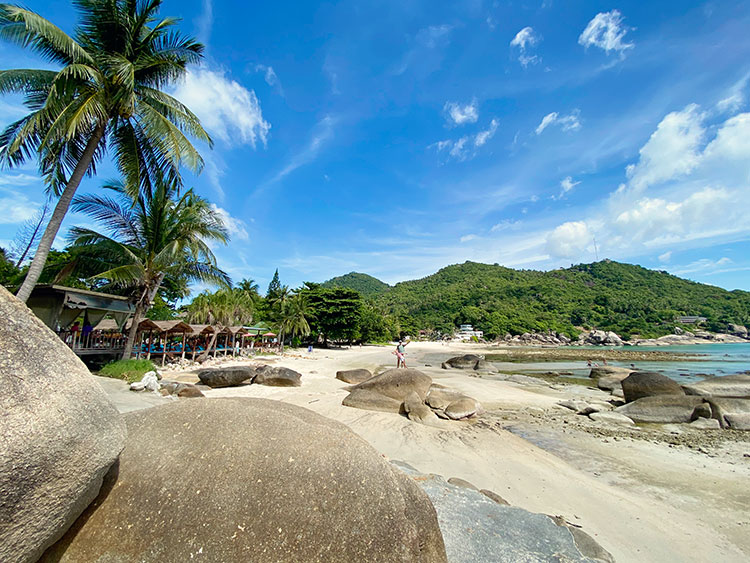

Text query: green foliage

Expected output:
[0,247,23,288]
[322,272,391,298]
[299,285,363,344]
[98,359,156,384]
[266,269,281,298]
[371,260,750,340]
[146,294,178,320]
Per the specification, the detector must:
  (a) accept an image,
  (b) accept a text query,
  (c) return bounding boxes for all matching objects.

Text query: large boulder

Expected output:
[727,323,748,338]
[444,398,481,420]
[589,365,632,380]
[347,368,432,402]
[403,392,441,426]
[426,387,468,410]
[597,376,623,393]
[441,355,485,370]
[253,365,302,387]
[615,395,708,423]
[683,374,750,398]
[42,399,447,562]
[705,398,750,429]
[197,365,257,387]
[0,287,126,563]
[342,389,404,413]
[621,371,685,403]
[336,368,373,384]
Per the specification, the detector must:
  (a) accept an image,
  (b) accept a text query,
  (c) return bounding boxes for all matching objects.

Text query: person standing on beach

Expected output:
[395,338,409,368]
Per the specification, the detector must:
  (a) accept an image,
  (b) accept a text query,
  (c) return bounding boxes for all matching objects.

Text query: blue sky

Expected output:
[2,0,750,293]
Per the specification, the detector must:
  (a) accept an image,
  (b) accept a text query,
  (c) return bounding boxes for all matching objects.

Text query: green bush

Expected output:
[99,359,156,384]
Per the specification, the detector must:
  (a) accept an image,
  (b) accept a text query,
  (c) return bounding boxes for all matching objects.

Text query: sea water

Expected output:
[485,343,750,384]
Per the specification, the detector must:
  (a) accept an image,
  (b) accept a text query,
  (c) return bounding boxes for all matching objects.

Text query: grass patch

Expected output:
[98,359,156,384]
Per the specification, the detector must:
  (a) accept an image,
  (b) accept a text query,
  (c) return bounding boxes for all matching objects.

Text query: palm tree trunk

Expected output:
[121,299,145,361]
[16,124,106,302]
[198,330,219,363]
[279,329,284,354]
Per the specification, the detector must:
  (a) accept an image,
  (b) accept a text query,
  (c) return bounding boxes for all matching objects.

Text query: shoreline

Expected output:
[105,341,750,562]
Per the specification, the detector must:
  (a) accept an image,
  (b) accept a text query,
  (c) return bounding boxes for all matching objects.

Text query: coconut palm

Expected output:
[186,288,255,361]
[68,178,229,359]
[0,0,211,302]
[277,294,311,353]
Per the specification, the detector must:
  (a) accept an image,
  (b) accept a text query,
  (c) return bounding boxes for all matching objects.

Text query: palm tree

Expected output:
[277,294,311,353]
[68,178,229,359]
[0,0,211,302]
[186,288,255,361]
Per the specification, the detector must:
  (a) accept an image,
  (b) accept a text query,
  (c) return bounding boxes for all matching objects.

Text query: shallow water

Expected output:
[497,343,750,383]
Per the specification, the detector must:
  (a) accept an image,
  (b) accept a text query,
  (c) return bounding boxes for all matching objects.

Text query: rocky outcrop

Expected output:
[342,389,404,413]
[197,365,257,387]
[583,330,623,346]
[0,286,126,563]
[589,412,635,426]
[336,368,373,384]
[621,371,685,403]
[727,323,748,338]
[500,331,571,346]
[589,365,632,380]
[253,365,302,387]
[597,376,624,393]
[42,399,448,562]
[346,368,432,402]
[426,387,468,410]
[615,395,708,423]
[444,397,481,420]
[403,392,441,426]
[441,354,487,370]
[705,398,750,429]
[683,374,750,398]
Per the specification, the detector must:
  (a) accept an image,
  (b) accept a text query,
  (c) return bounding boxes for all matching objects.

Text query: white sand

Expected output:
[160,342,750,563]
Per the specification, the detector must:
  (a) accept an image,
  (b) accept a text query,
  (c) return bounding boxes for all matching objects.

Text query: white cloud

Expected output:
[578,10,634,55]
[0,186,41,224]
[625,104,704,191]
[490,219,522,232]
[460,234,477,242]
[474,119,499,147]
[672,257,733,276]
[432,119,498,161]
[0,173,39,187]
[210,204,249,241]
[546,221,591,258]
[266,115,335,185]
[444,99,479,126]
[510,26,541,67]
[556,176,581,198]
[417,25,453,48]
[172,67,270,147]
[658,251,672,263]
[535,110,581,135]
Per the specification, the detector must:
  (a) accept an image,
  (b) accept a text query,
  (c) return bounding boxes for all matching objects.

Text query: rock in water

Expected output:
[615,396,708,423]
[347,368,432,402]
[42,399,447,562]
[336,368,373,384]
[197,365,257,387]
[253,365,302,387]
[683,374,750,398]
[0,286,126,563]
[441,354,485,370]
[621,371,685,403]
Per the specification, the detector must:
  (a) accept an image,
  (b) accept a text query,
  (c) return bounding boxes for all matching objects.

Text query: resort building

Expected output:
[457,324,483,341]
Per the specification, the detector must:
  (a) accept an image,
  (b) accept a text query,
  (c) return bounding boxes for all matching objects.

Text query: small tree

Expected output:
[186,288,255,361]
[277,294,311,353]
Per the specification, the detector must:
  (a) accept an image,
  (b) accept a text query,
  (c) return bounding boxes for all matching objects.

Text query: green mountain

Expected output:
[370,260,750,340]
[321,272,391,298]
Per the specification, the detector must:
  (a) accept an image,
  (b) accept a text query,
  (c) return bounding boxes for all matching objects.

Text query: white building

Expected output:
[457,324,483,341]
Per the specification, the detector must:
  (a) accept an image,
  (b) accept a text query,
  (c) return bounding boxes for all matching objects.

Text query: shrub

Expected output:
[99,359,156,384]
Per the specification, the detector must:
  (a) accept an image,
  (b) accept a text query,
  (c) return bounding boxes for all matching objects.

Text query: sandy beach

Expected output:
[127,341,750,563]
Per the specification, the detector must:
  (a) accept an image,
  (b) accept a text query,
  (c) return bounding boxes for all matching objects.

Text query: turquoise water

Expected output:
[608,343,750,383]
[487,343,750,384]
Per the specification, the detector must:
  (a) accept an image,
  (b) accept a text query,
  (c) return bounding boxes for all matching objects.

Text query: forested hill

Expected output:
[321,272,391,297]
[368,260,750,340]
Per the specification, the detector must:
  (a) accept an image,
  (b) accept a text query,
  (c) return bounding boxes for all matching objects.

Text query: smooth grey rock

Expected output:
[683,374,750,398]
[589,412,635,426]
[42,399,447,563]
[616,396,707,423]
[724,413,750,430]
[557,399,592,413]
[336,368,373,384]
[445,397,481,420]
[480,489,510,506]
[394,466,601,563]
[441,354,485,370]
[403,391,441,426]
[197,365,257,387]
[253,365,302,387]
[447,477,479,491]
[689,417,721,430]
[597,376,623,392]
[589,366,632,380]
[347,368,432,402]
[621,371,685,403]
[426,387,467,410]
[176,385,205,398]
[342,389,403,413]
[705,398,750,428]
[0,287,126,563]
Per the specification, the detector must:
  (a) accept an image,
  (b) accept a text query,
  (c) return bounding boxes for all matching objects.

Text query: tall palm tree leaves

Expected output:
[0,0,210,196]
